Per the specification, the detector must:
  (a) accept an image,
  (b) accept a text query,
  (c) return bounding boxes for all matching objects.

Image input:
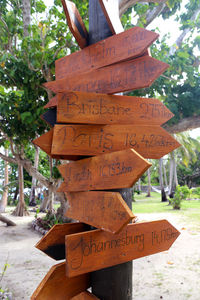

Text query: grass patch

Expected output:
[133,192,200,229]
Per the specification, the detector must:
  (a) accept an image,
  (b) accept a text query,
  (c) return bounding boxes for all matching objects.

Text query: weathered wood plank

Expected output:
[55,27,159,79]
[71,291,100,300]
[51,124,180,159]
[99,0,123,34]
[61,0,88,49]
[44,95,58,109]
[56,91,174,125]
[65,191,135,234]
[33,129,82,160]
[46,56,168,94]
[35,223,89,260]
[65,220,180,277]
[31,262,90,300]
[57,148,151,192]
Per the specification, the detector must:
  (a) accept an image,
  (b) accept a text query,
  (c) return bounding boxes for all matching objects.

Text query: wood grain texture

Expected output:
[65,220,180,277]
[55,27,158,79]
[71,291,100,300]
[51,124,180,159]
[65,191,135,234]
[57,148,151,192]
[36,223,89,260]
[99,0,123,34]
[61,0,88,49]
[56,91,174,125]
[44,95,58,108]
[33,129,82,160]
[31,262,90,300]
[47,56,168,94]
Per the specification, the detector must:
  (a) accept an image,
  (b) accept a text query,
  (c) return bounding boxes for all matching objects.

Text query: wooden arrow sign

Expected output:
[56,91,174,125]
[51,124,180,159]
[61,0,88,49]
[57,149,151,192]
[65,191,135,234]
[44,95,58,109]
[45,56,168,94]
[31,262,90,300]
[33,129,82,161]
[36,223,89,260]
[99,0,123,34]
[55,27,158,79]
[71,291,100,300]
[65,220,180,277]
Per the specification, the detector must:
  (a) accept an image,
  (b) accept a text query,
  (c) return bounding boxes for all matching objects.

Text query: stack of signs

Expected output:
[32,1,180,299]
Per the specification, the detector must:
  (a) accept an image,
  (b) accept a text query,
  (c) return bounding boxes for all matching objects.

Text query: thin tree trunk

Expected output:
[138,178,141,192]
[47,158,54,213]
[169,152,178,198]
[29,146,39,206]
[159,158,167,202]
[12,160,29,216]
[0,148,9,212]
[146,167,151,197]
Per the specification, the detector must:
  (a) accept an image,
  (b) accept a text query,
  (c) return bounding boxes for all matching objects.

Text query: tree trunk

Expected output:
[12,160,29,216]
[0,148,9,213]
[168,152,178,198]
[0,214,16,226]
[22,0,31,37]
[159,158,167,202]
[138,178,141,192]
[146,167,151,197]
[29,146,39,206]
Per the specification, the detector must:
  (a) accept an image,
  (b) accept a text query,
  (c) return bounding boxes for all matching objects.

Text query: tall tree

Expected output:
[0,148,9,212]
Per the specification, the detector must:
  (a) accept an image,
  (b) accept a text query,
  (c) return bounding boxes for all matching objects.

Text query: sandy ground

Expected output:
[0,211,200,300]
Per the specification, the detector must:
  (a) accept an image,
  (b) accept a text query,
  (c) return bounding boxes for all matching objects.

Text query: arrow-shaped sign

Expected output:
[36,223,89,260]
[31,262,90,300]
[44,95,58,109]
[51,124,180,159]
[33,129,81,161]
[56,91,174,125]
[57,148,151,192]
[65,191,135,234]
[55,27,158,79]
[71,291,100,300]
[99,0,123,34]
[61,0,88,49]
[65,220,180,277]
[46,56,168,94]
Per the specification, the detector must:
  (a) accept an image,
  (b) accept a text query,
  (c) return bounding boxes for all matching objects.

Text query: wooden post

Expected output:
[88,1,132,299]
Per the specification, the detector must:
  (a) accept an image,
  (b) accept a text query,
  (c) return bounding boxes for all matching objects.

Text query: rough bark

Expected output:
[0,148,9,213]
[22,0,31,37]
[0,214,16,226]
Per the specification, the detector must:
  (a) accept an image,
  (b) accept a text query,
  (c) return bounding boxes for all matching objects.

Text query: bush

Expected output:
[171,185,190,209]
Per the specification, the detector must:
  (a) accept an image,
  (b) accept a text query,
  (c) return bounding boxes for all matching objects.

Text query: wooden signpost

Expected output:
[65,220,180,277]
[99,0,123,34]
[36,223,89,260]
[57,149,151,192]
[61,0,88,49]
[33,129,81,161]
[32,1,181,299]
[45,55,169,94]
[51,124,180,158]
[65,191,135,234]
[56,91,174,125]
[55,26,158,79]
[71,291,100,300]
[31,262,90,300]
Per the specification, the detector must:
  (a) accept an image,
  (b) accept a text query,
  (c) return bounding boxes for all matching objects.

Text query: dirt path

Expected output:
[0,212,200,300]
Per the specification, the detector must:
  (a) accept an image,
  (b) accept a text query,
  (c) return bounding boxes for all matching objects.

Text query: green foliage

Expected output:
[36,212,63,230]
[171,185,190,209]
[192,187,200,197]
